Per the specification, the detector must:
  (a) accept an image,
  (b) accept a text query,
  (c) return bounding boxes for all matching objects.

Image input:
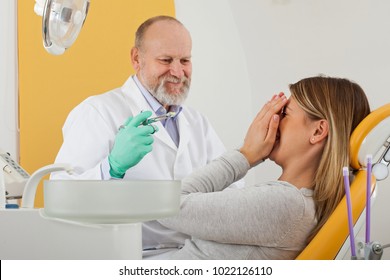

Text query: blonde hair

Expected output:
[289,76,370,241]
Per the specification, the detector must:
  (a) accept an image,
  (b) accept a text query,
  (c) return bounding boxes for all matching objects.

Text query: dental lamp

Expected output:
[34,0,90,55]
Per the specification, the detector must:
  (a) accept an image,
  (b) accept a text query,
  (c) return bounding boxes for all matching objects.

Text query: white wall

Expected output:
[0,0,19,160]
[175,0,390,259]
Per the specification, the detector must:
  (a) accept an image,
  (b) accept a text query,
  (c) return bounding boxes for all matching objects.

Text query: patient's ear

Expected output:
[310,120,329,144]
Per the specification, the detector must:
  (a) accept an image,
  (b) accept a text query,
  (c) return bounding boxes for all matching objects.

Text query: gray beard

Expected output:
[150,76,190,106]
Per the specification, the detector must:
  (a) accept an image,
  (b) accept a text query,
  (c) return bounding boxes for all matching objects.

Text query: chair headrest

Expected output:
[350,103,390,180]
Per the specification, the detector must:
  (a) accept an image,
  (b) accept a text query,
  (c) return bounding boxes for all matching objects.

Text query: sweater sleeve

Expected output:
[179,150,250,194]
[159,151,310,246]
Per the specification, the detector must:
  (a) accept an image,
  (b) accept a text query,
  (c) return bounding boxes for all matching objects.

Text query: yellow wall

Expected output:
[18,0,175,207]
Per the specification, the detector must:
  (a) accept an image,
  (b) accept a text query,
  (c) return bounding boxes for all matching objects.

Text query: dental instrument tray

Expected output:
[43,180,181,224]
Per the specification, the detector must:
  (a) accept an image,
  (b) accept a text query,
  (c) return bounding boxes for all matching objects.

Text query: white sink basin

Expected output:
[43,180,181,224]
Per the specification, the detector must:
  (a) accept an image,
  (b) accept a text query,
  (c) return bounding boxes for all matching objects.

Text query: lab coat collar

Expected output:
[132,75,162,113]
[177,111,190,152]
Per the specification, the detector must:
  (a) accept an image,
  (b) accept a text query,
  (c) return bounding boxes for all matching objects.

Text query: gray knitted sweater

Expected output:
[159,150,317,260]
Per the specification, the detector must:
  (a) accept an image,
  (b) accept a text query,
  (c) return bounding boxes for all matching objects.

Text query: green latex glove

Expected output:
[109,111,158,178]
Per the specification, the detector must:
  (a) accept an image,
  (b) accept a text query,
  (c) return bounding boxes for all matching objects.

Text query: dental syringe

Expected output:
[142,112,177,125]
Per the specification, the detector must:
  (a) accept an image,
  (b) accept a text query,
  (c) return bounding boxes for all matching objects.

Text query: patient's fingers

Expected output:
[264,114,280,144]
[256,92,287,122]
[240,93,287,167]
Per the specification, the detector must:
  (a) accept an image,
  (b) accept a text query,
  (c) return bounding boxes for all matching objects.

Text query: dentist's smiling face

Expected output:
[132,20,192,106]
[269,97,316,167]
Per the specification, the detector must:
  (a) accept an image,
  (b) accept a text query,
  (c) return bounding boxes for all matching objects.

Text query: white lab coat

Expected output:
[51,76,241,254]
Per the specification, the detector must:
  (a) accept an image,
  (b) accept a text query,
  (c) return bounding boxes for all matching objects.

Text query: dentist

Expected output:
[51,16,242,257]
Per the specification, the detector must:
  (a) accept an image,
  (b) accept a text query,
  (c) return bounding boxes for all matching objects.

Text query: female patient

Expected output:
[157,75,370,259]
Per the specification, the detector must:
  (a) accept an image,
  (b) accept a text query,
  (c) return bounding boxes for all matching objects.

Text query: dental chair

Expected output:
[296,103,390,260]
